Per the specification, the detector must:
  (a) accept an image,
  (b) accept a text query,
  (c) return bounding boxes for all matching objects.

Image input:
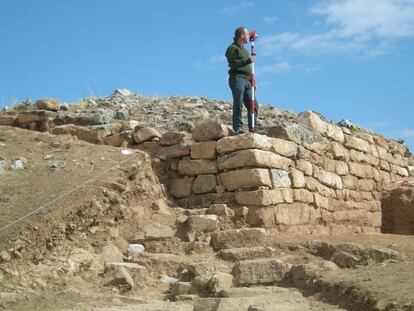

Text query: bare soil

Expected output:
[1,126,414,311]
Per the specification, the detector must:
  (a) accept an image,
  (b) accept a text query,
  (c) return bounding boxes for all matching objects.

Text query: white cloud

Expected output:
[208,55,226,63]
[256,62,291,74]
[262,15,278,24]
[311,0,414,39]
[261,0,414,57]
[219,2,255,13]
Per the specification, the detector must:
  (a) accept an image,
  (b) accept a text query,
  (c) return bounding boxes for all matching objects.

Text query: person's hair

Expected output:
[233,27,247,42]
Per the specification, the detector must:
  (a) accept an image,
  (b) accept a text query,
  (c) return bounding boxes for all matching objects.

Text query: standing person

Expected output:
[225,26,259,134]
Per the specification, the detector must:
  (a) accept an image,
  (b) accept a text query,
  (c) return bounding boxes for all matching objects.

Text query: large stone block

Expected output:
[187,215,218,232]
[247,203,320,227]
[192,121,228,142]
[158,144,190,159]
[313,166,343,190]
[348,162,372,178]
[216,133,271,154]
[326,123,345,143]
[17,110,56,123]
[295,159,313,176]
[269,138,297,158]
[293,189,314,203]
[192,174,217,194]
[344,135,371,153]
[335,161,349,176]
[191,141,217,159]
[178,159,218,176]
[0,115,17,126]
[341,175,359,190]
[219,168,272,191]
[270,169,291,188]
[290,168,305,188]
[160,132,186,146]
[167,177,194,198]
[235,190,284,206]
[211,228,267,250]
[219,247,274,262]
[133,127,161,144]
[305,176,337,198]
[218,149,292,171]
[297,111,327,135]
[330,141,349,161]
[233,258,287,286]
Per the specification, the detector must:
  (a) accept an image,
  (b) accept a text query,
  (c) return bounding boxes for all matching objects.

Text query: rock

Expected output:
[187,215,218,233]
[105,266,134,289]
[192,121,228,142]
[313,166,343,190]
[11,157,27,170]
[219,247,274,262]
[35,98,60,111]
[115,110,129,120]
[211,228,267,250]
[0,161,5,176]
[17,110,56,124]
[297,111,327,135]
[206,204,235,218]
[101,244,124,265]
[270,169,291,188]
[247,203,320,227]
[133,127,161,143]
[326,123,345,143]
[144,223,175,240]
[216,133,271,154]
[219,168,272,191]
[152,199,171,214]
[93,109,113,125]
[290,261,339,288]
[160,132,186,146]
[50,160,66,172]
[0,251,11,262]
[168,177,194,198]
[218,149,292,171]
[171,281,192,297]
[233,258,287,286]
[332,251,360,268]
[0,115,17,126]
[188,261,232,278]
[192,174,217,194]
[113,88,134,96]
[267,121,324,147]
[235,189,284,206]
[158,145,191,159]
[0,141,6,148]
[344,135,371,153]
[103,133,127,147]
[66,248,103,273]
[191,141,217,159]
[207,272,233,294]
[127,244,145,259]
[178,159,218,176]
[290,168,305,188]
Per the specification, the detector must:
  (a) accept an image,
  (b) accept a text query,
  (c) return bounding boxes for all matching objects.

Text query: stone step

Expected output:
[218,246,275,262]
[211,228,267,250]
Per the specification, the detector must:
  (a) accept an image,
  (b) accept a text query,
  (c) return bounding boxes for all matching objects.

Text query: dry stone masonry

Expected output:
[1,92,413,234]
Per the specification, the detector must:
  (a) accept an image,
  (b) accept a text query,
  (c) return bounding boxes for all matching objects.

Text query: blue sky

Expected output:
[1,0,414,150]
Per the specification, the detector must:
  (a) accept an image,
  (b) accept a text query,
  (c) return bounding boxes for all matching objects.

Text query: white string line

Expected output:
[0,154,138,233]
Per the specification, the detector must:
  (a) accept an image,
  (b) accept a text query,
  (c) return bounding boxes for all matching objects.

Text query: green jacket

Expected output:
[225,42,252,80]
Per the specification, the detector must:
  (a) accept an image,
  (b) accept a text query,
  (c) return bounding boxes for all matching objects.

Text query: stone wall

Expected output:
[2,103,414,234]
[143,114,413,234]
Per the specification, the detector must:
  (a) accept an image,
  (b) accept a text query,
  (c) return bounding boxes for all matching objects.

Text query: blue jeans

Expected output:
[229,75,259,132]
